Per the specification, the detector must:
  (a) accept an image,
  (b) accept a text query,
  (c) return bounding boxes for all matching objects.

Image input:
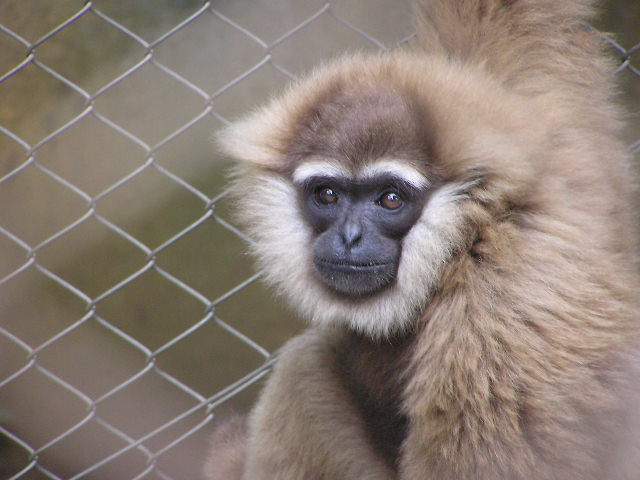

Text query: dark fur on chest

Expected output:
[336,330,413,471]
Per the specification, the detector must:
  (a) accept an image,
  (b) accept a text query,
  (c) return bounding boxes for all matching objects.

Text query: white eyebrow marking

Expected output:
[359,160,429,189]
[292,161,350,184]
[292,158,429,189]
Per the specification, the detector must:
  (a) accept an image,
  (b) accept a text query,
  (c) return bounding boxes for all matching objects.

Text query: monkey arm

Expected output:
[397,231,640,480]
[415,0,608,102]
[242,329,396,480]
[204,414,248,480]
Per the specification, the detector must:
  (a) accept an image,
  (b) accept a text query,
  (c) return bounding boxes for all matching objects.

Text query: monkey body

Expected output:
[205,0,640,478]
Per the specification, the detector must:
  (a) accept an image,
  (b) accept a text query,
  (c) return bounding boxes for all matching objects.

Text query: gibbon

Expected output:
[205,0,640,478]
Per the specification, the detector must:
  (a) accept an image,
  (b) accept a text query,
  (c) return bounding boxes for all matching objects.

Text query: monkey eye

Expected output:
[378,191,403,210]
[316,186,338,205]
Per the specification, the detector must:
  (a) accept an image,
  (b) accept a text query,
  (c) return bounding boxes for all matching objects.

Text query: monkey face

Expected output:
[296,166,429,297]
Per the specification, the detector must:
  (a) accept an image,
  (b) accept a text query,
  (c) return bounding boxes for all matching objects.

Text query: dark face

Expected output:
[299,173,428,297]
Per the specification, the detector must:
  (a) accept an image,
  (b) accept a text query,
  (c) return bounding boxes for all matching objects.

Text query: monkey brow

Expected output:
[358,160,429,189]
[291,161,350,185]
[291,159,429,191]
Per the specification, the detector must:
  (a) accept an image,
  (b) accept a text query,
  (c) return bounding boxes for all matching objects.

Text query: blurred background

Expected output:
[0,1,638,479]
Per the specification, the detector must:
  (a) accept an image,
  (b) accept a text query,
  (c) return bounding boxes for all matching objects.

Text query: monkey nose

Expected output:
[340,220,363,248]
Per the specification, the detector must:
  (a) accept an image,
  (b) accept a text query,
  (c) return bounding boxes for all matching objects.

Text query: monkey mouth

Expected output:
[315,259,392,271]
[313,258,396,296]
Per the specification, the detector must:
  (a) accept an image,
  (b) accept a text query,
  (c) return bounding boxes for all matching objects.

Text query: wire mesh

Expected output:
[0,1,638,479]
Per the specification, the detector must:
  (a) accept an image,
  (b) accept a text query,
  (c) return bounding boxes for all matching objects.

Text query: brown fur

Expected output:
[203,415,247,480]
[206,0,640,478]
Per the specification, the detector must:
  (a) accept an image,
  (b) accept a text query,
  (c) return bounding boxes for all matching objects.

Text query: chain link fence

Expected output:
[0,1,638,479]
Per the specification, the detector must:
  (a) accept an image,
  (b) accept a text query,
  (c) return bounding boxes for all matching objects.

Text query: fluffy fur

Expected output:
[203,415,247,480]
[207,0,640,478]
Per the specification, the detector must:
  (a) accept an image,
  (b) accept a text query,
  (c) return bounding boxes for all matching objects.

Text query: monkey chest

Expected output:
[337,333,410,470]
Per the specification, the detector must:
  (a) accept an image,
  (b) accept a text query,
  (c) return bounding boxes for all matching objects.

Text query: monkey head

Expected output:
[219,52,546,338]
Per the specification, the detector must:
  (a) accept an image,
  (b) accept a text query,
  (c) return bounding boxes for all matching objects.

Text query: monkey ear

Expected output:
[215,99,291,169]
